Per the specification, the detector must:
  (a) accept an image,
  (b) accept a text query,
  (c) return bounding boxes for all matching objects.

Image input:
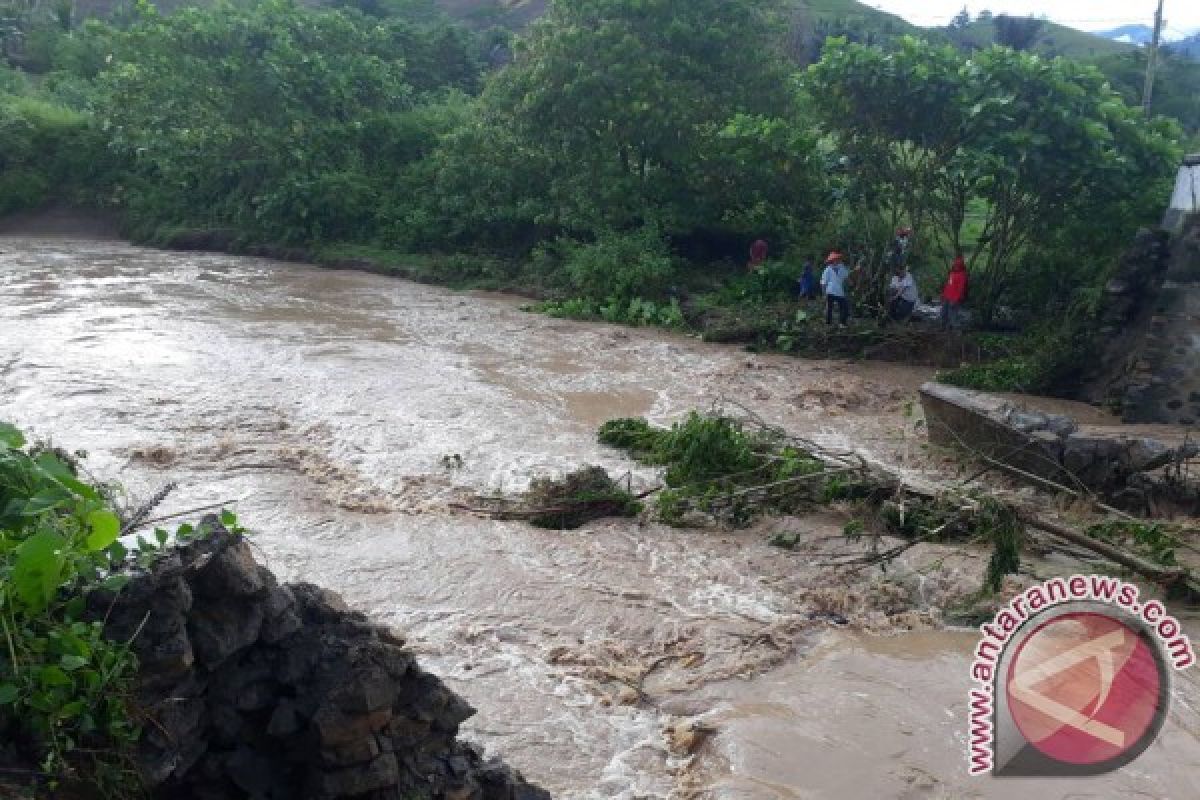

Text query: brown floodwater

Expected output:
[1,235,1197,799]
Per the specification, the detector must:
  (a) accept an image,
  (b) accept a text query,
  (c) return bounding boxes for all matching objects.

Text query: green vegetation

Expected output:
[0,422,243,794]
[599,414,830,526]
[0,0,1191,386]
[1088,519,1179,568]
[806,36,1179,322]
[523,466,642,530]
[0,423,139,793]
[945,12,1131,60]
[0,92,109,215]
[597,412,1025,589]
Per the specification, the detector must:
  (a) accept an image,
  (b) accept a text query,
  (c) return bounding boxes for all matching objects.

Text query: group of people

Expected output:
[750,230,969,330]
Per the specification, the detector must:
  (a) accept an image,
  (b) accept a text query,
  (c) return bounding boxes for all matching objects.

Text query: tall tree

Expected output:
[805,37,1179,319]
[482,0,797,235]
[993,14,1044,52]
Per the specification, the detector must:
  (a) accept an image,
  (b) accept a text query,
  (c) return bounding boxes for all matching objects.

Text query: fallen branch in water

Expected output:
[460,467,647,530]
[121,482,178,534]
[1015,509,1198,594]
[125,499,242,532]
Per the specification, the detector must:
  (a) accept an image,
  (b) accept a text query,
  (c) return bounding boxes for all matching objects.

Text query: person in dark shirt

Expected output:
[795,258,817,300]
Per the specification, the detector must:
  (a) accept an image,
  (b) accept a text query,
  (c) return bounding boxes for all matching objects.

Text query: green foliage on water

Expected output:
[598,414,825,526]
[0,422,244,794]
[523,466,643,530]
[598,412,1025,590]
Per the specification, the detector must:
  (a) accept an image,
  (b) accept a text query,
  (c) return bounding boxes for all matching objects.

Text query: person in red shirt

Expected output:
[747,239,768,273]
[941,254,969,330]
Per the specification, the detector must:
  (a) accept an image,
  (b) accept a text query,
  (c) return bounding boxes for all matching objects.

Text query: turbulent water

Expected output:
[1,235,1198,799]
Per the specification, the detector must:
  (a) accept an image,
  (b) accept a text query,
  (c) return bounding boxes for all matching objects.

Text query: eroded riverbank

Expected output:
[2,235,1198,798]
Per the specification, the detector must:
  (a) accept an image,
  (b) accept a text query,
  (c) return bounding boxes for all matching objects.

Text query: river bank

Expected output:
[116,219,1010,371]
[2,233,1198,798]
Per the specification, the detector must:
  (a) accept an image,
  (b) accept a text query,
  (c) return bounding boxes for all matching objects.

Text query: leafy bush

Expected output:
[0,168,50,215]
[557,226,677,302]
[524,466,642,530]
[0,93,111,214]
[0,422,244,794]
[537,295,686,329]
[598,413,824,525]
[937,357,1040,392]
[0,423,139,791]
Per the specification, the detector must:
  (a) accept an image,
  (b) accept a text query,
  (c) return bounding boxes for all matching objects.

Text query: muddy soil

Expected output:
[1,235,1197,799]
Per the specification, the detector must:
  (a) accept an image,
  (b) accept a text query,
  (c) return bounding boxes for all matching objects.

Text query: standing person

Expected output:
[747,238,769,273]
[821,251,851,327]
[795,258,817,301]
[889,228,913,270]
[941,254,969,330]
[887,264,918,322]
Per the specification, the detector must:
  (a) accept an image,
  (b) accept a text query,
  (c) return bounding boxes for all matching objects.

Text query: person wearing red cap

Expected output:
[941,254,969,330]
[820,251,851,327]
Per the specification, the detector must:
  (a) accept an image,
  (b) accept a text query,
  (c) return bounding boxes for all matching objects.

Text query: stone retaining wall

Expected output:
[86,524,550,800]
[1099,217,1200,424]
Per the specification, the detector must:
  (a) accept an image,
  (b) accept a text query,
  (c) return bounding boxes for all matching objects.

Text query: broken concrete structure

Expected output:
[919,383,1194,499]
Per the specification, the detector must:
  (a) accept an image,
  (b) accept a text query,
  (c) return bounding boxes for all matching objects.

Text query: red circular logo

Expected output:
[1006,612,1164,766]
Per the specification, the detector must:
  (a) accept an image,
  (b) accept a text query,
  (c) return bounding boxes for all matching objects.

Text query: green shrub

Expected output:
[0,93,108,214]
[537,294,686,329]
[559,226,676,302]
[0,422,244,794]
[0,168,50,215]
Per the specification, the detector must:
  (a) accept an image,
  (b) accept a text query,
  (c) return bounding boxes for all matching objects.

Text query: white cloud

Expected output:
[865,1,1200,35]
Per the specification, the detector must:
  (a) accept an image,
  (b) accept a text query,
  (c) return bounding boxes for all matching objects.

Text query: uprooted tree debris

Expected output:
[461,409,1200,598]
[457,466,645,530]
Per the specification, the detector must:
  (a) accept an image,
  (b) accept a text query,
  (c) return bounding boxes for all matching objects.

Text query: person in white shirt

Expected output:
[887,264,918,322]
[820,252,851,326]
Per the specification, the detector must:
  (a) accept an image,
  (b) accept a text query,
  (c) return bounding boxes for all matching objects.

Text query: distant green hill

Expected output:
[434,0,918,38]
[1172,34,1200,60]
[799,0,917,37]
[946,15,1132,60]
[434,0,544,29]
[436,2,1126,61]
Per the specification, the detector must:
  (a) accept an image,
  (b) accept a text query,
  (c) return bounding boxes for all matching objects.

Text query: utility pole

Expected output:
[1142,0,1166,116]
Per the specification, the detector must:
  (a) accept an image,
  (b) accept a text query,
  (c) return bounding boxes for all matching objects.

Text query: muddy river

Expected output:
[1,235,1197,799]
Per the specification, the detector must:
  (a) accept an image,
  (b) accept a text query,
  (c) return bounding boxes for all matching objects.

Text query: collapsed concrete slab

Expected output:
[919,382,1195,498]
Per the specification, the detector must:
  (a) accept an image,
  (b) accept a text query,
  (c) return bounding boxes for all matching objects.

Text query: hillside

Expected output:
[1173,33,1200,60]
[947,16,1132,59]
[1097,24,1155,45]
[433,0,918,38]
[800,0,917,37]
[434,0,545,29]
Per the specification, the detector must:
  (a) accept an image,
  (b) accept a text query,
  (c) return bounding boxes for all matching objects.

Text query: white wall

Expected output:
[1165,163,1200,232]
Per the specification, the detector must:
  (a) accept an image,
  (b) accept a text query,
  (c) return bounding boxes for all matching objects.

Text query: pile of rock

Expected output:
[1099,219,1200,424]
[88,525,549,800]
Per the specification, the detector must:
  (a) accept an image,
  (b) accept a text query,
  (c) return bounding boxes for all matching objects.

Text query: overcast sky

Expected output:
[866,1,1200,38]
